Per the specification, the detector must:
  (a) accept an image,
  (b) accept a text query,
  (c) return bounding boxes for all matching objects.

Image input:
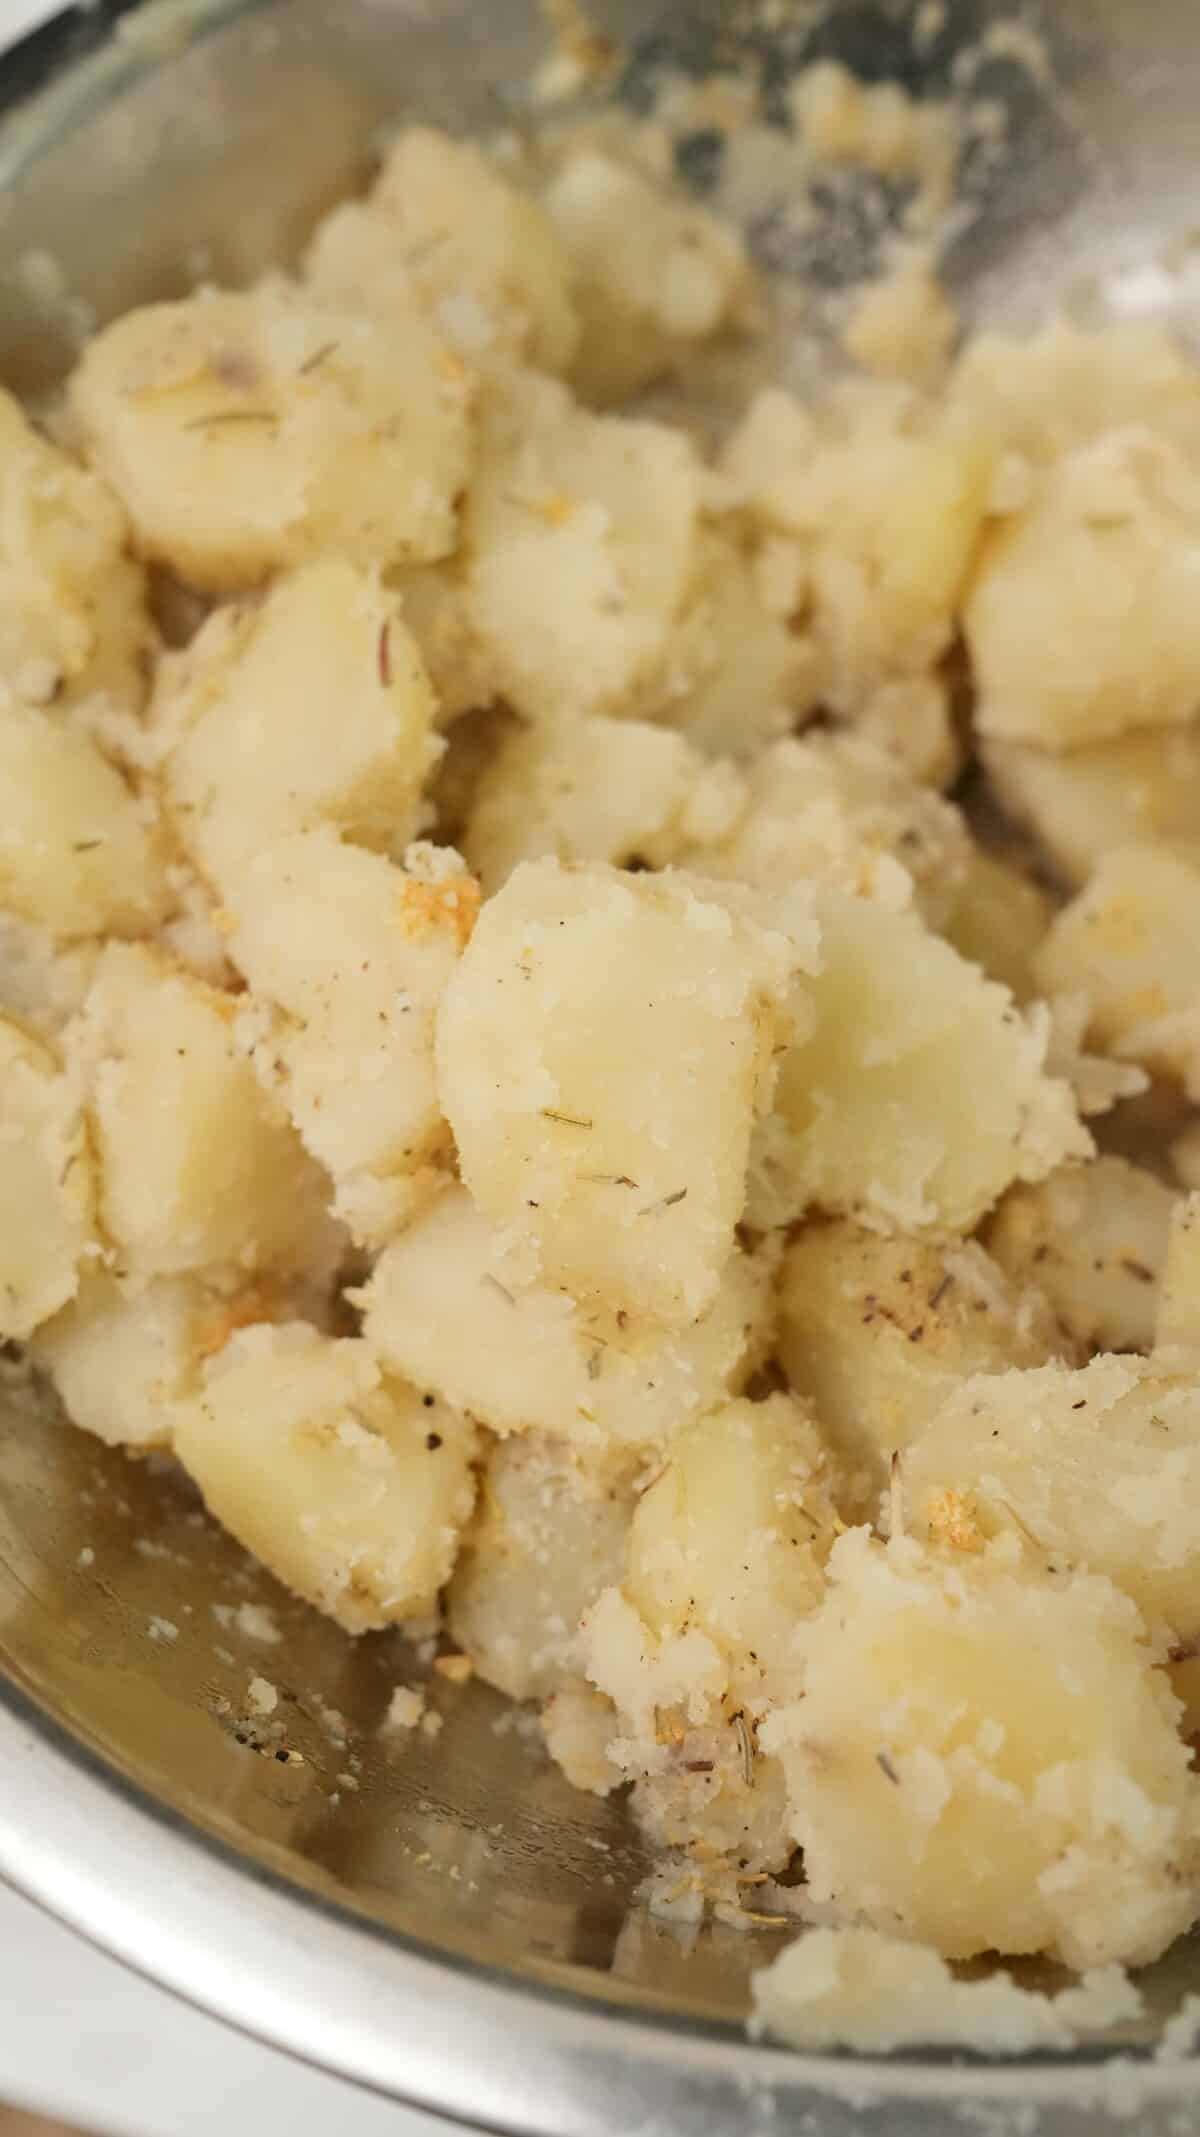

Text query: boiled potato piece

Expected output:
[1035,846,1200,1095]
[0,1017,93,1340]
[778,1223,1062,1512]
[436,858,814,1323]
[464,369,701,725]
[72,942,339,1282]
[173,1324,477,1632]
[950,319,1200,467]
[984,727,1200,890]
[0,915,97,1039]
[545,149,752,405]
[762,1529,1200,1967]
[231,830,477,1245]
[160,561,439,896]
[942,846,1053,1001]
[968,430,1200,748]
[448,1433,638,1699]
[856,673,961,791]
[360,1183,773,1452]
[1155,1192,1200,1369]
[625,1394,838,1707]
[69,283,472,591]
[755,890,1088,1233]
[987,1156,1175,1355]
[0,691,168,939]
[388,560,495,725]
[307,126,578,375]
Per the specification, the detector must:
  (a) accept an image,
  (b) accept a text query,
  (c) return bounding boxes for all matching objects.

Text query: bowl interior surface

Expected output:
[2,2,1200,2129]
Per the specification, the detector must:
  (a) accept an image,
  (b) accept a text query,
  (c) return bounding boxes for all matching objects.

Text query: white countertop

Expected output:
[0,4,451,2125]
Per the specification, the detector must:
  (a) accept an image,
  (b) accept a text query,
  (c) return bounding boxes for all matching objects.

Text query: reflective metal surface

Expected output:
[1,4,1200,2130]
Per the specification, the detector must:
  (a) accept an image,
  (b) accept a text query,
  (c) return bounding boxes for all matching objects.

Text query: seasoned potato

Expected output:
[0,1016,94,1340]
[778,1223,1062,1511]
[941,847,1053,1001]
[436,858,814,1323]
[71,942,339,1282]
[230,830,477,1244]
[1155,1191,1200,1369]
[968,430,1200,748]
[987,1157,1175,1355]
[1035,846,1200,1094]
[307,126,579,375]
[448,1433,638,1699]
[0,691,168,939]
[160,561,440,896]
[544,150,752,404]
[762,1529,1200,1967]
[464,369,701,725]
[360,1183,773,1452]
[69,283,472,591]
[755,890,1089,1234]
[173,1324,477,1632]
[388,560,495,725]
[985,728,1200,890]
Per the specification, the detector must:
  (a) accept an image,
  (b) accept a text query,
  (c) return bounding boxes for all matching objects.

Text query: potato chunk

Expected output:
[160,561,439,896]
[0,1017,93,1339]
[1035,846,1200,1094]
[950,319,1200,467]
[359,1183,772,1452]
[307,126,578,375]
[0,391,148,715]
[544,150,752,404]
[942,847,1053,1000]
[0,692,168,939]
[72,942,339,1282]
[968,430,1200,748]
[69,283,472,591]
[173,1324,477,1632]
[231,831,477,1245]
[436,859,814,1323]
[464,370,701,725]
[448,1434,637,1699]
[983,728,1200,890]
[987,1157,1175,1355]
[778,1223,1061,1512]
[755,891,1088,1233]
[762,1529,1200,1967]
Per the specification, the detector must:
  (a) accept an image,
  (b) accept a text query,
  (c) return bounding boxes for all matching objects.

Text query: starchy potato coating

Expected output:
[987,1157,1175,1356]
[0,1015,93,1341]
[1035,845,1200,1094]
[0,690,169,939]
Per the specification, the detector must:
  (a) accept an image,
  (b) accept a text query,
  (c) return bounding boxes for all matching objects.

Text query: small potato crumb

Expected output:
[381,1685,425,1733]
[246,1675,278,1716]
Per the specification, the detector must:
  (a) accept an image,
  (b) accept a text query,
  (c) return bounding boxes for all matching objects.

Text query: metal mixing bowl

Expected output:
[1,4,1199,2131]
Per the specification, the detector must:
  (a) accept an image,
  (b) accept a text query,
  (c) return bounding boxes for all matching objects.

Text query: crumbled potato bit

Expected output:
[388,560,496,726]
[540,1682,621,1795]
[464,369,702,725]
[983,727,1200,890]
[843,249,957,388]
[942,847,1053,1001]
[70,941,340,1282]
[0,1015,93,1340]
[987,1157,1175,1356]
[949,318,1200,467]
[360,1183,773,1452]
[778,1222,1062,1513]
[307,126,579,375]
[0,691,169,940]
[762,1529,1200,1967]
[173,1324,477,1633]
[544,149,752,404]
[159,560,440,897]
[68,283,473,591]
[436,858,815,1323]
[1035,846,1200,1094]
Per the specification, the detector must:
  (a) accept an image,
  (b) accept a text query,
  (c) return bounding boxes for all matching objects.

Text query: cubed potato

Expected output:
[0,1016,93,1340]
[359,1183,773,1452]
[778,1223,1062,1513]
[388,560,496,725]
[684,730,970,928]
[941,847,1053,1001]
[173,1324,477,1632]
[625,1394,838,1707]
[984,728,1200,890]
[987,1156,1175,1355]
[307,125,579,375]
[0,692,168,939]
[463,715,706,893]
[950,319,1200,467]
[72,942,340,1282]
[761,1529,1200,1967]
[967,430,1200,748]
[68,282,473,592]
[1035,846,1200,1095]
[160,561,440,896]
[448,1433,638,1699]
[755,890,1089,1234]
[436,858,814,1323]
[231,830,477,1244]
[0,388,149,714]
[464,369,702,725]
